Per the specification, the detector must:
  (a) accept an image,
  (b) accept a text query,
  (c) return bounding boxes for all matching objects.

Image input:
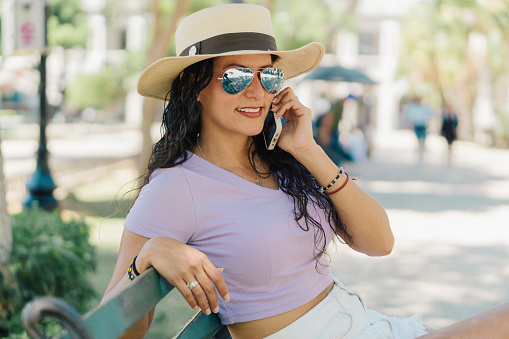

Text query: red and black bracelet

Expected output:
[324,172,356,196]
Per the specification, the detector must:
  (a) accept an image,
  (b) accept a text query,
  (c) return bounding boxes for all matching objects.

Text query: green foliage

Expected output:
[0,208,96,337]
[122,50,148,88]
[400,0,509,96]
[66,67,126,111]
[48,0,88,48]
[0,0,87,51]
[188,0,224,14]
[156,0,177,17]
[0,0,2,55]
[270,0,356,52]
[399,0,509,141]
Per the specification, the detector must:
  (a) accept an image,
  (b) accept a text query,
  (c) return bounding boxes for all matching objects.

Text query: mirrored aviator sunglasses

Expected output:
[219,68,285,95]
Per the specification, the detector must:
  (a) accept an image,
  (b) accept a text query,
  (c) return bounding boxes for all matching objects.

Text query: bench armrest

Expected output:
[22,268,223,339]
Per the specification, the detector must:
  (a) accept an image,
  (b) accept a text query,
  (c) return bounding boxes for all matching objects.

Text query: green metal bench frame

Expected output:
[22,268,226,339]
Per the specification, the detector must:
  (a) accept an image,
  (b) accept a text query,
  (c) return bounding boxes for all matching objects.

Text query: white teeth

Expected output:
[237,108,260,113]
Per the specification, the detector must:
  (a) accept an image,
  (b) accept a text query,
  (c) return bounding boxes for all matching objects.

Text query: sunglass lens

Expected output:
[222,68,254,95]
[261,68,285,94]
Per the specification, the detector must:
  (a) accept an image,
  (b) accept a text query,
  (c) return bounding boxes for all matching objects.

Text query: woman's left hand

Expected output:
[271,87,317,157]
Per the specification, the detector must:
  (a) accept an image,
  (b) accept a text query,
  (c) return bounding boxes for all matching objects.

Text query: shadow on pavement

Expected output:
[330,243,509,328]
[347,158,509,213]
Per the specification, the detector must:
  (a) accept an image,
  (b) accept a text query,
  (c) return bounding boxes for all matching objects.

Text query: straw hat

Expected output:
[137,4,325,100]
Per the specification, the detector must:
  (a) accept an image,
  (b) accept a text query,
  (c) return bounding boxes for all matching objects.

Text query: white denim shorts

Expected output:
[265,278,428,339]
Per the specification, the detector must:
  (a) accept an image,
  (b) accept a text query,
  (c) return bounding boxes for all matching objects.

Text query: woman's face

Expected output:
[197,54,275,139]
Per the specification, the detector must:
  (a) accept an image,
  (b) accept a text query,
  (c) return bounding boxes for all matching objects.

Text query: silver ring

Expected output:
[187,281,199,291]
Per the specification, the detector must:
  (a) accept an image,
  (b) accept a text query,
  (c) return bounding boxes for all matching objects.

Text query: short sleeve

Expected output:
[123,167,197,243]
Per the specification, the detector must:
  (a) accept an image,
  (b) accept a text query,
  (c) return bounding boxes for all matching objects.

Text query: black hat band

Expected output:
[179,32,277,57]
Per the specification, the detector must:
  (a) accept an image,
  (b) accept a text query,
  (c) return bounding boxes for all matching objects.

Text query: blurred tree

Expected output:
[47,0,88,48]
[66,66,126,116]
[268,0,357,52]
[0,0,86,68]
[0,0,89,310]
[0,0,3,55]
[138,0,191,173]
[0,137,12,266]
[0,136,14,326]
[399,0,509,141]
[0,0,88,268]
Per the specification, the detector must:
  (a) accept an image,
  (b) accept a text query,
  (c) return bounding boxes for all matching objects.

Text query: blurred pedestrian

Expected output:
[402,96,434,162]
[441,103,459,163]
[314,96,354,164]
[344,128,368,162]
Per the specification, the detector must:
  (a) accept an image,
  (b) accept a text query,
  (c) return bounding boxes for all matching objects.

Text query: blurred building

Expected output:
[0,0,148,126]
[295,0,422,141]
[333,0,420,134]
[78,0,147,70]
[75,0,148,125]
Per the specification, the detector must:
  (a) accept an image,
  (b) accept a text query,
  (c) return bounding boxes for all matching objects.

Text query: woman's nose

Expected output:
[245,73,265,98]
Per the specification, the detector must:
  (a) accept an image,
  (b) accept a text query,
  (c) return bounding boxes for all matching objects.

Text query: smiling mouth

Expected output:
[236,107,263,118]
[237,108,261,113]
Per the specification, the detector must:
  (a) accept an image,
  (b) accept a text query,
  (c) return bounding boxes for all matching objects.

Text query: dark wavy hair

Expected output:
[139,57,352,269]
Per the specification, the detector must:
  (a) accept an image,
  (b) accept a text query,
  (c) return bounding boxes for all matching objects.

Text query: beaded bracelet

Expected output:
[127,255,140,281]
[318,167,344,193]
[325,172,350,196]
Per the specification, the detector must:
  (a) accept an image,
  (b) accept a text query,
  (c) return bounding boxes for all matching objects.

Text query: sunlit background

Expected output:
[1,0,509,337]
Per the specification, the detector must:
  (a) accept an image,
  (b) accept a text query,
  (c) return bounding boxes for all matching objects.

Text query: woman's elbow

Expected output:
[363,239,394,257]
[356,232,395,257]
[374,231,395,256]
[375,214,394,256]
[379,235,394,256]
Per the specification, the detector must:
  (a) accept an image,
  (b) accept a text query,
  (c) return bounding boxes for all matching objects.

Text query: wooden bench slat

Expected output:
[173,310,222,339]
[60,268,172,339]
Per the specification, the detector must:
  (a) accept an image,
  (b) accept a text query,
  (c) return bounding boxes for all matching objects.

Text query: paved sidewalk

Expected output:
[2,125,141,211]
[329,130,509,328]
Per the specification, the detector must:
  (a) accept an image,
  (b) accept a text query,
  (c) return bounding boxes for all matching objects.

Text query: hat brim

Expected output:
[137,42,324,100]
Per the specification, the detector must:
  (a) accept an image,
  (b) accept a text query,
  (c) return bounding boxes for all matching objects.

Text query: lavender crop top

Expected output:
[124,153,335,324]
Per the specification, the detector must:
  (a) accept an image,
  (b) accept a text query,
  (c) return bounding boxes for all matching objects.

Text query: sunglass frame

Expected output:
[218,67,285,95]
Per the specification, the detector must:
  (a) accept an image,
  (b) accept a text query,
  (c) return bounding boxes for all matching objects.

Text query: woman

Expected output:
[103,4,509,338]
[441,103,459,163]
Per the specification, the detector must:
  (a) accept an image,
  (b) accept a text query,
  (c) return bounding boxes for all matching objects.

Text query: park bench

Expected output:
[22,267,231,339]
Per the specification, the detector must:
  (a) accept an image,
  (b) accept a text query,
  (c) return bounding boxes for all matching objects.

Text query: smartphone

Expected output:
[263,106,282,150]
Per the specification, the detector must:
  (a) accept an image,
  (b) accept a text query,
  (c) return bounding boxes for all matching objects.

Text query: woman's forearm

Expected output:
[294,143,394,256]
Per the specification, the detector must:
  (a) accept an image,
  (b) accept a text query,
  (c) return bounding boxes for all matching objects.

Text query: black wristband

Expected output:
[127,255,140,281]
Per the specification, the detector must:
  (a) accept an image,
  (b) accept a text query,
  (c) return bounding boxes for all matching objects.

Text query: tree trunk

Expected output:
[0,138,14,323]
[0,136,12,266]
[137,0,191,173]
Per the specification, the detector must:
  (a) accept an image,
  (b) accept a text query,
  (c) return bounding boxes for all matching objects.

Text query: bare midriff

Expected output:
[227,281,334,339]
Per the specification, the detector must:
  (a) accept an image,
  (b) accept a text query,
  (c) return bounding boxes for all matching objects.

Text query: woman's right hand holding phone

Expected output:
[136,237,229,315]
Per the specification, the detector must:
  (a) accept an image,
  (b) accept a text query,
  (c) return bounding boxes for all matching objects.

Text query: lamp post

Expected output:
[23,0,57,211]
